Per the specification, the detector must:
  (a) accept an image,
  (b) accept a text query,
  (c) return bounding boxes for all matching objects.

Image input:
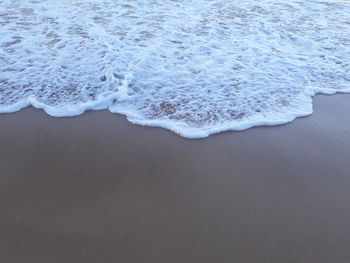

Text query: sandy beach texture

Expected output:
[1,94,350,263]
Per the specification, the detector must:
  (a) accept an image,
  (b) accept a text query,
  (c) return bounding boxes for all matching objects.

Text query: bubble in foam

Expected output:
[0,0,349,138]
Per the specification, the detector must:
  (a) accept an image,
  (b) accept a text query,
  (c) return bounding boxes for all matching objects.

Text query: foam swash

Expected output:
[1,0,349,138]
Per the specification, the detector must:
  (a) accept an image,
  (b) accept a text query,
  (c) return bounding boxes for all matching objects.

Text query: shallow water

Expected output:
[0,0,349,138]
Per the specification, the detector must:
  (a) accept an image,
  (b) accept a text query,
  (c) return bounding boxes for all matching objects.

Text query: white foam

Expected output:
[0,0,349,138]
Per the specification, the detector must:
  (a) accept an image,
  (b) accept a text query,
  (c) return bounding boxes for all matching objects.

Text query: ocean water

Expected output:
[0,0,349,138]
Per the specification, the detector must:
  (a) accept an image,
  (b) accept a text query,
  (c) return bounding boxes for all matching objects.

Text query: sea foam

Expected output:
[0,0,349,138]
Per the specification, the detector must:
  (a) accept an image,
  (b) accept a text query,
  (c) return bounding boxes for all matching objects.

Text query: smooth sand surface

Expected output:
[1,94,350,263]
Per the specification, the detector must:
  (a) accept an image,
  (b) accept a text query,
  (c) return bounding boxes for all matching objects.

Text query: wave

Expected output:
[1,0,349,138]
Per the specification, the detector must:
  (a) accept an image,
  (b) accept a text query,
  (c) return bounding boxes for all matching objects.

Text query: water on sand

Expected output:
[0,0,349,137]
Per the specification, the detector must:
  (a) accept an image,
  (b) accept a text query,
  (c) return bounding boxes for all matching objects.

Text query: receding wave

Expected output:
[0,0,349,138]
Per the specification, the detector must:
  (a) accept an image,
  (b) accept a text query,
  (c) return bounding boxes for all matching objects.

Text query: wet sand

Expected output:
[1,94,350,263]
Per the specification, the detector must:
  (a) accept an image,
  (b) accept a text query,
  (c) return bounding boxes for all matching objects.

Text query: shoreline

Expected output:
[1,89,349,139]
[1,93,350,262]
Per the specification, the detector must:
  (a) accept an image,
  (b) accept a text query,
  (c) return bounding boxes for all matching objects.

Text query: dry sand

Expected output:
[1,94,350,263]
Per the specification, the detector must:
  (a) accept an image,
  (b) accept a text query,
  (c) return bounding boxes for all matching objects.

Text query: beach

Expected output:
[1,93,350,263]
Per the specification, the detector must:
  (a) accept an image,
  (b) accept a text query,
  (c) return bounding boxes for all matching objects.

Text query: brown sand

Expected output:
[0,94,350,263]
